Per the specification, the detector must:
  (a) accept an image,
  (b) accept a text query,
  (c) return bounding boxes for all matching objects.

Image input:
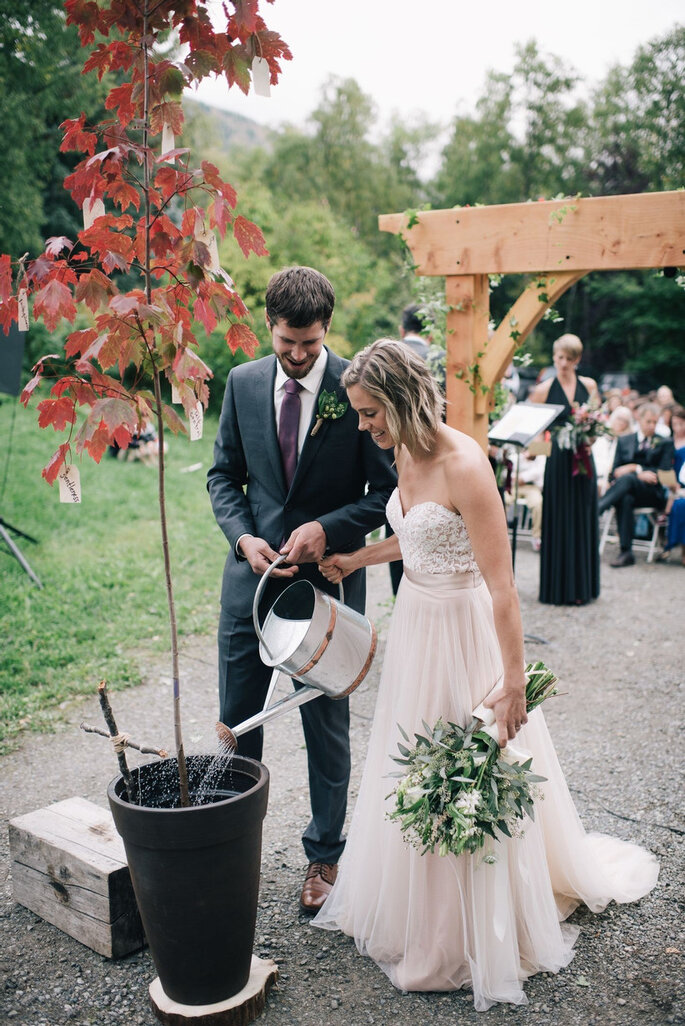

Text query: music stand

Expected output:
[488,402,564,572]
[0,325,43,587]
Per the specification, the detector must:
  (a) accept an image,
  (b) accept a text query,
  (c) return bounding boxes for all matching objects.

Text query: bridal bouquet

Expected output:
[553,402,612,476]
[386,662,558,859]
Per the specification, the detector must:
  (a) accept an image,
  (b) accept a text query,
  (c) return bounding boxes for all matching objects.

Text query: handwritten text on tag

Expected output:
[189,402,203,441]
[18,290,29,331]
[58,465,82,504]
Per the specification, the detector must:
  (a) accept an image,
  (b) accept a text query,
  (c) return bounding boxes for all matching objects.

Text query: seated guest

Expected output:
[594,406,634,495]
[659,405,685,566]
[656,385,676,437]
[505,448,545,551]
[598,403,675,567]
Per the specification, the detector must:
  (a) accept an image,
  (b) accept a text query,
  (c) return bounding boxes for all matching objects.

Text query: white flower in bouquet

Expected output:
[386,661,559,860]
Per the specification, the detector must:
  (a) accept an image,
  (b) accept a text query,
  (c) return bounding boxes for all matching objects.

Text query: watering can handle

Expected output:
[252,553,344,653]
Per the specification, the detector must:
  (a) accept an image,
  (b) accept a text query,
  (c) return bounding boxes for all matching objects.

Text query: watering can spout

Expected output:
[218,555,377,755]
[216,676,320,754]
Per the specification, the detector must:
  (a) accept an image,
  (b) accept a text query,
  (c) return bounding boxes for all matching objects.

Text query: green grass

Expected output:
[0,397,227,751]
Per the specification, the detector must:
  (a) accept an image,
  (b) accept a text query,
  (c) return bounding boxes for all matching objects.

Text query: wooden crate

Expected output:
[9,796,144,959]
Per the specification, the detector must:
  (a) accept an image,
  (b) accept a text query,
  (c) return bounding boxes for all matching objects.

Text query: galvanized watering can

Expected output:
[218,554,377,752]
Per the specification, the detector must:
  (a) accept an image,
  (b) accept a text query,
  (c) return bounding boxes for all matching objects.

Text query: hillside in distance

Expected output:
[182,96,273,152]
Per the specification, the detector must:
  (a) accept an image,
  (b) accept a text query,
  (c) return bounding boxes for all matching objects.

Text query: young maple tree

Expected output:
[0,0,291,805]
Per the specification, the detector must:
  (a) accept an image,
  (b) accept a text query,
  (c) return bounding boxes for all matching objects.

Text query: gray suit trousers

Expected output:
[218,604,350,864]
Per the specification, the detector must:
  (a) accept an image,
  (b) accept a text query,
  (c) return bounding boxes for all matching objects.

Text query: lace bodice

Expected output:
[386,487,480,575]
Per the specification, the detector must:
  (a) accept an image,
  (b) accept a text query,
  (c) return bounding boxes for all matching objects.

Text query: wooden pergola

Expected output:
[379,190,685,449]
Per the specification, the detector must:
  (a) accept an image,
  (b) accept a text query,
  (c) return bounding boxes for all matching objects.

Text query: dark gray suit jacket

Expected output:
[611,432,675,478]
[207,348,396,619]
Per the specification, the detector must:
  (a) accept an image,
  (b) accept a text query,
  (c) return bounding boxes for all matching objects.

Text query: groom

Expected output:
[207,266,396,911]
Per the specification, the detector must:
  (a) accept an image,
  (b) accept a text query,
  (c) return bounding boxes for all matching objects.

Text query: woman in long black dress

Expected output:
[530,334,600,605]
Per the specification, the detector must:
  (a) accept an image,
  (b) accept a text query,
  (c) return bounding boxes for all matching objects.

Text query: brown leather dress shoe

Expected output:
[299,862,338,913]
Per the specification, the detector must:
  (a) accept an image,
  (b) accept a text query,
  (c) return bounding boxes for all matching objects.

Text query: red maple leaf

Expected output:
[60,114,97,155]
[37,396,77,431]
[226,321,259,357]
[42,443,71,485]
[92,396,139,436]
[28,255,56,283]
[233,215,268,258]
[184,48,221,79]
[193,296,217,334]
[231,0,261,36]
[0,254,12,303]
[173,346,212,382]
[82,40,135,79]
[161,403,187,436]
[208,194,232,237]
[105,82,137,128]
[82,421,111,462]
[106,179,140,212]
[65,0,105,46]
[150,100,184,137]
[75,270,115,312]
[45,236,74,258]
[222,43,251,94]
[20,370,43,406]
[33,279,78,332]
[65,327,98,358]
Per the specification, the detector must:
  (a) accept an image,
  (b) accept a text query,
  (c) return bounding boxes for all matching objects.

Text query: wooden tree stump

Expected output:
[148,958,279,1026]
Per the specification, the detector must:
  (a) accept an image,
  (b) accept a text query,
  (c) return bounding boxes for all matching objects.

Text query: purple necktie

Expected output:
[278,378,302,488]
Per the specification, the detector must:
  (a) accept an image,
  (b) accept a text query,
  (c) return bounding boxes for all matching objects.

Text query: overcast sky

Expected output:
[187,0,682,133]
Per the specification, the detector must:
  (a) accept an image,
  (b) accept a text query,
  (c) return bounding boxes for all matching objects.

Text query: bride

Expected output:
[313,339,658,1010]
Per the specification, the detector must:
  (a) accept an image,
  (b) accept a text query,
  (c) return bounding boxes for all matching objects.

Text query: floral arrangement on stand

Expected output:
[553,402,613,476]
[387,661,559,859]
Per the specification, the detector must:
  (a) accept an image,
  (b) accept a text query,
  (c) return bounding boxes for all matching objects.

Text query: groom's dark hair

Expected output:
[265,266,335,329]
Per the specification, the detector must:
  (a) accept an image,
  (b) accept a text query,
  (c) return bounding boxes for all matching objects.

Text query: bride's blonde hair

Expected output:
[342,339,444,456]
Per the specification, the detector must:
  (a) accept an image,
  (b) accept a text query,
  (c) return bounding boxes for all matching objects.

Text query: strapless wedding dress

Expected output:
[313,489,658,1010]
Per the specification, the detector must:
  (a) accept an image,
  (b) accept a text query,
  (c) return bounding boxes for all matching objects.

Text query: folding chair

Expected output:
[599,507,664,563]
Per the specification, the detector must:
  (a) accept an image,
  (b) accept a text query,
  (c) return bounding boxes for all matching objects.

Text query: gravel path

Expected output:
[1,545,683,1026]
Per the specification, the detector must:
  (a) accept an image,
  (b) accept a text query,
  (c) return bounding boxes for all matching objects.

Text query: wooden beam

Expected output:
[479,270,588,391]
[379,191,685,275]
[444,275,490,450]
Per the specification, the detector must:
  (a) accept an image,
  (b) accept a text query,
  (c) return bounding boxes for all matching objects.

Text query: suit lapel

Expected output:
[289,350,346,493]
[257,356,288,495]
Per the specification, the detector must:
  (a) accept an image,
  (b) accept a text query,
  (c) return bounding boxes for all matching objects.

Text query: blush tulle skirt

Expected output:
[312,569,659,1011]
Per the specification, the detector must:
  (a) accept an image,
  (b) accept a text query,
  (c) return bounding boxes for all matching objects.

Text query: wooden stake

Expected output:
[96,681,135,802]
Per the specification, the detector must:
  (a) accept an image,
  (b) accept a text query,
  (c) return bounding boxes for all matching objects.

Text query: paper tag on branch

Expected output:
[171,384,181,404]
[252,56,271,97]
[58,464,81,503]
[194,224,221,273]
[161,122,175,159]
[189,402,203,441]
[83,196,105,230]
[18,290,29,331]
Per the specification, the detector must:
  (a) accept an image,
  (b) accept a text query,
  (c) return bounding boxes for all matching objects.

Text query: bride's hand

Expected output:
[483,685,528,748]
[319,552,357,584]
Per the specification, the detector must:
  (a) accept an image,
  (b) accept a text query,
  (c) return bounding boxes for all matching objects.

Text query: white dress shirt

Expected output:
[237,349,329,558]
[274,347,328,457]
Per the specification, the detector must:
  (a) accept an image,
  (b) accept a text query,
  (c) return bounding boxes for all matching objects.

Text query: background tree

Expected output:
[0,1,107,256]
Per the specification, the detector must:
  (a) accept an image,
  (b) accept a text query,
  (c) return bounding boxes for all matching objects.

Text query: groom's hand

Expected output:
[240,536,298,577]
[281,521,327,564]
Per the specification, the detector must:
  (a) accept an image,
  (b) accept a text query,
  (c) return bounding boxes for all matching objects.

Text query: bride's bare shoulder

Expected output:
[439,424,487,463]
[438,425,491,482]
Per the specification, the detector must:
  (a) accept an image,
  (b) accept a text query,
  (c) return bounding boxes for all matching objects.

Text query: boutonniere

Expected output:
[310,388,348,436]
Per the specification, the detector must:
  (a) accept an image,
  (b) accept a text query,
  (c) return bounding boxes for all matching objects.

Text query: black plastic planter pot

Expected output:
[107,754,269,1006]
